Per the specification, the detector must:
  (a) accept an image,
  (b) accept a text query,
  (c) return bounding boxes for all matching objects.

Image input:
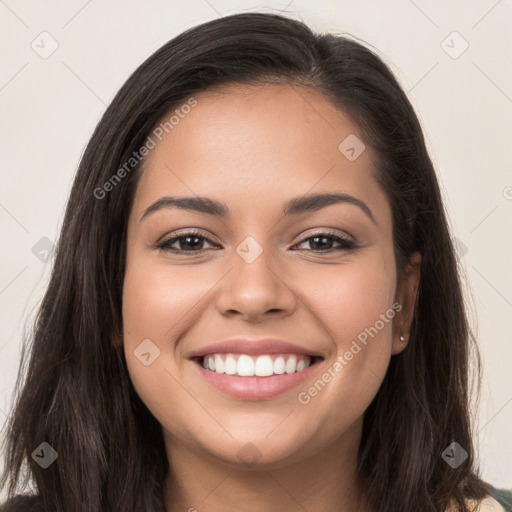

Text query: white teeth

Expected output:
[200,353,313,377]
[214,354,225,374]
[273,356,285,374]
[254,355,274,376]
[225,355,237,375]
[237,355,254,376]
[285,355,297,374]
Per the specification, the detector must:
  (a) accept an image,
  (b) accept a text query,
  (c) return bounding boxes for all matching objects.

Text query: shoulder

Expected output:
[453,490,512,512]
[0,494,46,512]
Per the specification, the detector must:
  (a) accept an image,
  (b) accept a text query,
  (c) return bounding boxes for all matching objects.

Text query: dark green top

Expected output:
[494,488,512,511]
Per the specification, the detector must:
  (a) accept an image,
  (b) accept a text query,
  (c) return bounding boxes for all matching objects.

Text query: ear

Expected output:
[392,251,421,355]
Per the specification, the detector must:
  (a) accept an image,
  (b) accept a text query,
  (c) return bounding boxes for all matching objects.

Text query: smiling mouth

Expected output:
[193,353,324,377]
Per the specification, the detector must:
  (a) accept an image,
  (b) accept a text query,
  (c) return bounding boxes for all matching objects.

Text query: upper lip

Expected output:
[186,338,325,359]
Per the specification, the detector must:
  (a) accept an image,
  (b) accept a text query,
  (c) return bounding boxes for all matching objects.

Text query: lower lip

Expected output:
[191,358,322,400]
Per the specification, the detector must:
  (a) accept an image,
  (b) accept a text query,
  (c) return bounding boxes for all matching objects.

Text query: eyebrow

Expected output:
[140,192,376,225]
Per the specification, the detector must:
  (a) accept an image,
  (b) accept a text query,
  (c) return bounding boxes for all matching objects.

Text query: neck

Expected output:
[163,418,370,512]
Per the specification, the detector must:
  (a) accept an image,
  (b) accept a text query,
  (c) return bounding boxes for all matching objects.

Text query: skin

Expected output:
[122,82,421,512]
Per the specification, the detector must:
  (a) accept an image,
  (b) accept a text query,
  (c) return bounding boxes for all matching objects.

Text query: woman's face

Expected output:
[122,83,420,470]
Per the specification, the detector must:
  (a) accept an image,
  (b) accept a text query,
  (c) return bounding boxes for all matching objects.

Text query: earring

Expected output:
[400,335,406,342]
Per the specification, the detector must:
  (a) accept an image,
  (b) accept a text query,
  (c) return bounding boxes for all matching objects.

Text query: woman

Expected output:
[1,11,510,512]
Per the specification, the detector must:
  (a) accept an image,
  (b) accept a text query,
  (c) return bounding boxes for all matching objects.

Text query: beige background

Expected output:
[0,0,511,499]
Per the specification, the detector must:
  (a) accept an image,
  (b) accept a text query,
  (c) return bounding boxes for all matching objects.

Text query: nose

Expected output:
[215,244,298,322]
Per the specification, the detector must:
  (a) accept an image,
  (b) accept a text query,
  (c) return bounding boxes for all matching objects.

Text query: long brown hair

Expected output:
[0,11,498,512]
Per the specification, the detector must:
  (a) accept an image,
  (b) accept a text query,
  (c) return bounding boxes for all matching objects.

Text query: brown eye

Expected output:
[293,232,357,252]
[156,231,218,253]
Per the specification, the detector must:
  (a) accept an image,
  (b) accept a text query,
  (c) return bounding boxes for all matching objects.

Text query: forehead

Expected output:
[132,82,389,224]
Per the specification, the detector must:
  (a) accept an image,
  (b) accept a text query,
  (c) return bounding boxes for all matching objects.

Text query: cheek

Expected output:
[122,259,208,342]
[299,253,396,398]
[292,257,397,441]
[303,253,396,349]
[121,259,195,389]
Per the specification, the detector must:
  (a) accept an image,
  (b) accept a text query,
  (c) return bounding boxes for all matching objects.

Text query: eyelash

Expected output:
[155,230,357,254]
